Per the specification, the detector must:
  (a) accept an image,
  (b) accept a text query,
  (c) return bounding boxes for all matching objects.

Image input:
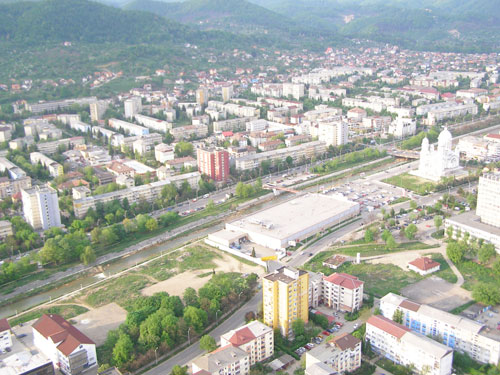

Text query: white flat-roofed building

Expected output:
[191,345,249,375]
[1,350,55,375]
[317,121,348,146]
[0,318,12,352]
[21,185,61,231]
[155,143,175,163]
[235,141,327,171]
[68,120,91,133]
[445,212,500,251]
[366,315,453,375]
[416,101,459,116]
[426,103,478,126]
[380,293,500,365]
[283,83,305,100]
[73,172,200,218]
[476,173,500,228]
[306,333,361,374]
[36,137,85,155]
[170,124,208,140]
[0,157,27,179]
[322,273,364,312]
[0,220,13,239]
[388,117,416,139]
[124,96,142,118]
[214,117,255,132]
[108,118,149,137]
[226,193,359,250]
[30,152,63,177]
[132,133,162,156]
[220,321,274,365]
[91,126,124,147]
[308,272,323,309]
[134,114,172,133]
[362,116,391,130]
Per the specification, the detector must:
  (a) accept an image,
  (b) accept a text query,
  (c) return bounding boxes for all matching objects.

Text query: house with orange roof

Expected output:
[408,256,440,275]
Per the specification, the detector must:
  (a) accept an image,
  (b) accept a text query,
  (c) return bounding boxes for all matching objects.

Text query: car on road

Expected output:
[353,323,359,329]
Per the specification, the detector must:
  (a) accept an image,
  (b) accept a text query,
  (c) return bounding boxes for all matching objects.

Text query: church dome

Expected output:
[438,127,452,148]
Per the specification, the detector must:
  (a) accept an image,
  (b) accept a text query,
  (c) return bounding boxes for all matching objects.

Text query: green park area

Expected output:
[8,304,89,327]
[383,172,436,195]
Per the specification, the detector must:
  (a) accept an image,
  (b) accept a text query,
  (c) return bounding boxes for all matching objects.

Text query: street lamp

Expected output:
[188,327,192,345]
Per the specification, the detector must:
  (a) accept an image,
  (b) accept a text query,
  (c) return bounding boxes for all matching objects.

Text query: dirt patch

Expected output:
[73,303,127,346]
[366,248,435,270]
[401,276,472,311]
[141,253,263,297]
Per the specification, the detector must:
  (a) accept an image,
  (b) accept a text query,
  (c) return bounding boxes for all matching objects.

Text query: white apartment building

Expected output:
[73,172,200,218]
[30,152,64,177]
[36,137,85,155]
[416,101,459,116]
[387,106,415,118]
[322,273,364,312]
[362,116,392,130]
[192,345,249,375]
[306,333,361,374]
[33,314,97,375]
[387,117,416,139]
[317,121,348,147]
[380,293,500,365]
[426,103,478,126]
[131,133,163,156]
[0,175,32,199]
[89,100,108,122]
[342,98,386,112]
[222,85,233,102]
[91,126,124,147]
[108,118,149,137]
[0,157,27,180]
[68,120,91,133]
[154,143,175,163]
[304,106,342,122]
[456,136,500,161]
[476,173,500,228]
[283,83,305,100]
[366,315,453,375]
[21,185,61,231]
[0,318,12,352]
[208,101,259,118]
[235,141,327,171]
[308,272,323,309]
[0,220,13,239]
[214,117,255,132]
[220,321,274,365]
[170,124,208,140]
[134,114,172,133]
[124,96,142,119]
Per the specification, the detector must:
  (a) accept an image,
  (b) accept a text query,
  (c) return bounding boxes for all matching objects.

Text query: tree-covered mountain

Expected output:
[248,0,500,52]
[123,0,331,40]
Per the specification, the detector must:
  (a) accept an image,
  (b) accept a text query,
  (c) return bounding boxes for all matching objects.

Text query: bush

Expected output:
[345,311,360,321]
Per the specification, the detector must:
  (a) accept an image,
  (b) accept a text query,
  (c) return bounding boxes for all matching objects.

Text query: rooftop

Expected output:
[329,333,361,351]
[264,266,307,284]
[367,315,411,339]
[446,211,500,237]
[323,273,363,290]
[408,257,440,271]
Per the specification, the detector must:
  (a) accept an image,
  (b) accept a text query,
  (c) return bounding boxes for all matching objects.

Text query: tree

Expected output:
[392,309,403,324]
[410,200,417,210]
[472,283,500,305]
[364,228,374,243]
[171,365,188,375]
[447,241,465,264]
[493,259,500,277]
[146,218,158,232]
[112,333,134,367]
[174,142,194,157]
[206,199,215,211]
[381,229,391,243]
[478,243,496,264]
[183,287,199,307]
[386,235,397,250]
[405,224,418,240]
[291,318,305,337]
[446,226,454,239]
[199,334,217,352]
[80,246,96,265]
[183,306,207,333]
[434,215,443,230]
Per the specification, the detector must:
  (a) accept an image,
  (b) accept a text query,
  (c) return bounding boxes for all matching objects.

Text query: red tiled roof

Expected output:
[408,257,440,271]
[323,273,364,290]
[0,318,10,332]
[367,315,410,339]
[486,134,500,139]
[400,300,421,312]
[330,332,361,351]
[228,327,256,346]
[33,314,94,357]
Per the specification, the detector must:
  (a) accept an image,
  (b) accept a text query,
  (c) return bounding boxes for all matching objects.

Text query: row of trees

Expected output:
[0,216,42,260]
[234,178,263,199]
[101,273,257,371]
[312,148,386,174]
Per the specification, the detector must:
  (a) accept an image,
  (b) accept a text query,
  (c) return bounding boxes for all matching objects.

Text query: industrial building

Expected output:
[220,194,359,250]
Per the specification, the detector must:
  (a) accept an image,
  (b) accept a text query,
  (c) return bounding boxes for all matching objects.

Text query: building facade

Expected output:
[262,266,309,337]
[21,185,61,231]
[197,148,230,182]
[192,345,249,375]
[476,173,500,228]
[306,333,361,374]
[322,273,364,312]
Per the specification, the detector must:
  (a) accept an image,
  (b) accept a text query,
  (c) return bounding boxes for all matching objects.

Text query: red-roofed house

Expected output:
[322,273,364,312]
[32,314,97,375]
[408,256,440,275]
[0,318,12,351]
[220,321,273,365]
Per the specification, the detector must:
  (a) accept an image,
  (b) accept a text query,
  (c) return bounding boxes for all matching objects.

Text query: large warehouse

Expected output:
[223,193,360,250]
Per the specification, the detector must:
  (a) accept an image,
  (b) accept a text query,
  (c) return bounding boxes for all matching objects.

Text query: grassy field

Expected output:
[85,274,151,310]
[8,304,88,327]
[427,253,458,284]
[334,241,437,257]
[389,197,411,205]
[383,172,436,195]
[456,260,496,290]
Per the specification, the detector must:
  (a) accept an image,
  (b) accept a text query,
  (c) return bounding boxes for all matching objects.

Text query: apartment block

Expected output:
[132,133,163,156]
[192,345,249,375]
[262,266,309,337]
[317,121,348,147]
[30,152,64,177]
[197,148,229,182]
[21,185,61,231]
[36,137,85,155]
[213,117,255,132]
[124,97,142,119]
[283,83,305,100]
[170,124,208,140]
[154,143,175,163]
[108,118,149,137]
[426,103,478,126]
[380,293,500,365]
[0,156,27,179]
[134,114,172,133]
[366,315,453,375]
[476,173,500,228]
[0,176,32,199]
[26,97,97,114]
[308,272,323,309]
[306,333,361,374]
[0,220,13,239]
[235,141,327,171]
[33,314,97,375]
[0,318,12,353]
[73,172,200,218]
[322,273,364,312]
[220,321,274,365]
[388,117,416,139]
[89,100,108,122]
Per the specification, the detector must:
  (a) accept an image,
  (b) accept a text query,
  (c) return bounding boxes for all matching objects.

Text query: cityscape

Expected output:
[1,1,500,375]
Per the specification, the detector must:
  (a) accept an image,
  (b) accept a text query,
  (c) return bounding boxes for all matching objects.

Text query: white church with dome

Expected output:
[410,127,463,182]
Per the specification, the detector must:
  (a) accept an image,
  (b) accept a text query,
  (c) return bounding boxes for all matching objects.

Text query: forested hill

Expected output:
[0,0,242,47]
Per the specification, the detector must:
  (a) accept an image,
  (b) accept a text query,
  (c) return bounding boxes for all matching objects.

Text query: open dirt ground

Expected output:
[73,303,127,346]
[141,254,263,297]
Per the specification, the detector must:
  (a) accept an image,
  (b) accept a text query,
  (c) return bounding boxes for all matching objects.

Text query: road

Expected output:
[143,292,262,375]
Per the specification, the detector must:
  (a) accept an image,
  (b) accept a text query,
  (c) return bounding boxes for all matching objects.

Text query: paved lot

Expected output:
[74,303,127,346]
[401,276,471,311]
